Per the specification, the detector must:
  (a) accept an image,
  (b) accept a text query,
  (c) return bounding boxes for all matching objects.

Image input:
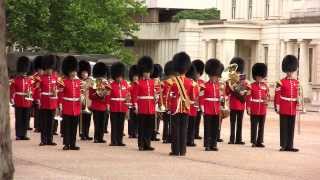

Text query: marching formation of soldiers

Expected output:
[10,51,301,154]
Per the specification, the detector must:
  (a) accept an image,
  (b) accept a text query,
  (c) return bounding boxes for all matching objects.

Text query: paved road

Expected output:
[12,108,320,180]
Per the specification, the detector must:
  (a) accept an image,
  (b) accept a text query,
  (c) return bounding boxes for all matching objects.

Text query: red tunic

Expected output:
[200,80,221,115]
[133,78,155,115]
[247,81,269,115]
[129,81,138,107]
[189,80,200,117]
[10,76,33,108]
[107,80,129,113]
[226,79,250,111]
[89,88,109,112]
[274,77,299,115]
[59,78,81,116]
[39,74,59,110]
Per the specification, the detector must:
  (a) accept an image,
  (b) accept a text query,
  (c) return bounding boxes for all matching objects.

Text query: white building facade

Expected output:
[131,0,320,104]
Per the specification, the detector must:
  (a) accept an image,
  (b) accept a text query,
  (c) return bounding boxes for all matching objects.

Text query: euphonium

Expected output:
[222,63,248,97]
[92,78,110,98]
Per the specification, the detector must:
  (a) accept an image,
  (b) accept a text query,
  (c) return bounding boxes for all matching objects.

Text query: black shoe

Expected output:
[104,131,109,134]
[28,128,33,130]
[217,139,224,142]
[169,152,178,156]
[53,132,58,136]
[279,147,287,151]
[34,129,40,133]
[94,140,99,143]
[145,147,155,151]
[211,147,219,151]
[70,146,80,150]
[252,144,257,147]
[195,136,202,140]
[288,148,299,152]
[39,142,46,146]
[16,137,22,140]
[228,141,235,144]
[187,143,196,147]
[47,142,57,146]
[119,143,126,146]
[21,137,30,140]
[63,145,70,150]
[235,141,245,145]
[205,147,212,151]
[80,136,87,141]
[256,144,265,148]
[86,137,93,141]
[139,147,145,151]
[99,140,106,143]
[180,153,186,156]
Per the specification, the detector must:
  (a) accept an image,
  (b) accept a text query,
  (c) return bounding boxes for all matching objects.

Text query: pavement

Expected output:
[11,107,320,180]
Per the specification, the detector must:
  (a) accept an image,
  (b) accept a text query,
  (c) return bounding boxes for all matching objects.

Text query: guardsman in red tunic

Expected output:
[78,60,93,140]
[226,57,250,145]
[274,55,300,152]
[108,62,129,146]
[151,64,163,141]
[10,56,33,140]
[31,56,44,133]
[186,65,199,147]
[247,63,269,148]
[133,56,156,151]
[168,52,193,156]
[89,62,109,143]
[199,59,224,151]
[128,65,139,138]
[59,56,81,150]
[162,61,175,143]
[38,55,59,146]
[192,59,205,140]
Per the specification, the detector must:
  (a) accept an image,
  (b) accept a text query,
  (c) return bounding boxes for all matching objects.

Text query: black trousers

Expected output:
[60,119,65,136]
[63,115,79,146]
[34,104,41,131]
[250,115,265,145]
[110,112,126,145]
[93,110,106,141]
[40,109,55,144]
[280,115,296,149]
[138,114,154,149]
[104,111,109,133]
[152,112,161,140]
[15,107,31,138]
[229,110,244,143]
[162,112,172,142]
[187,116,196,145]
[128,109,138,137]
[204,115,220,148]
[80,113,92,138]
[195,111,202,137]
[171,113,189,155]
[217,116,223,140]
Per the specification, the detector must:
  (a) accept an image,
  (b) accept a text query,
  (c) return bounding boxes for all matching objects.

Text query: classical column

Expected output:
[222,39,236,66]
[298,40,310,99]
[280,39,287,77]
[286,40,295,55]
[216,39,223,64]
[207,40,214,59]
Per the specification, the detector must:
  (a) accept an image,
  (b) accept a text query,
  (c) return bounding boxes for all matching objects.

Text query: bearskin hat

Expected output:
[111,62,126,80]
[62,56,78,76]
[230,57,245,74]
[17,56,31,74]
[205,58,223,77]
[137,56,154,75]
[164,61,175,76]
[78,60,91,77]
[92,62,107,78]
[42,54,57,70]
[151,64,163,79]
[55,55,61,73]
[192,59,205,76]
[252,63,267,80]
[186,64,197,81]
[282,55,298,73]
[129,65,139,82]
[33,56,43,71]
[172,52,191,75]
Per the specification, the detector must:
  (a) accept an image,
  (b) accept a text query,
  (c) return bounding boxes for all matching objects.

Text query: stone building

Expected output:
[131,0,320,104]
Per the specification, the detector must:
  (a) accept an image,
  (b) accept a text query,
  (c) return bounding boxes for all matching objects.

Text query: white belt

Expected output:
[205,98,219,102]
[63,97,80,102]
[280,96,297,102]
[110,98,126,101]
[41,92,53,96]
[15,92,27,96]
[138,96,154,100]
[251,99,264,103]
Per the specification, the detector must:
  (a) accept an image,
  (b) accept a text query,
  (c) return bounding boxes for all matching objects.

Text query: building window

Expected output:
[265,0,270,18]
[264,46,269,65]
[232,0,236,19]
[248,0,253,19]
[309,48,313,82]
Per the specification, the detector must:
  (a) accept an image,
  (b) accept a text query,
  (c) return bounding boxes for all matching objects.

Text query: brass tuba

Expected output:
[222,63,248,97]
[81,77,93,114]
[92,78,110,98]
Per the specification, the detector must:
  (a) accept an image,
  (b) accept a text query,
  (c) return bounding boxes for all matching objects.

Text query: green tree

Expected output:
[6,0,146,64]
[173,8,220,21]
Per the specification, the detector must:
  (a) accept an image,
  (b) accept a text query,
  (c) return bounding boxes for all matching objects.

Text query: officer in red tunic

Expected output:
[226,57,250,145]
[151,64,163,141]
[31,56,44,133]
[192,59,205,140]
[199,59,224,151]
[247,63,269,148]
[10,56,33,140]
[168,52,193,156]
[59,56,81,150]
[89,62,109,143]
[186,65,198,147]
[108,62,129,146]
[162,61,175,144]
[78,60,93,140]
[274,55,300,152]
[128,64,139,138]
[133,56,156,151]
[38,55,59,146]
